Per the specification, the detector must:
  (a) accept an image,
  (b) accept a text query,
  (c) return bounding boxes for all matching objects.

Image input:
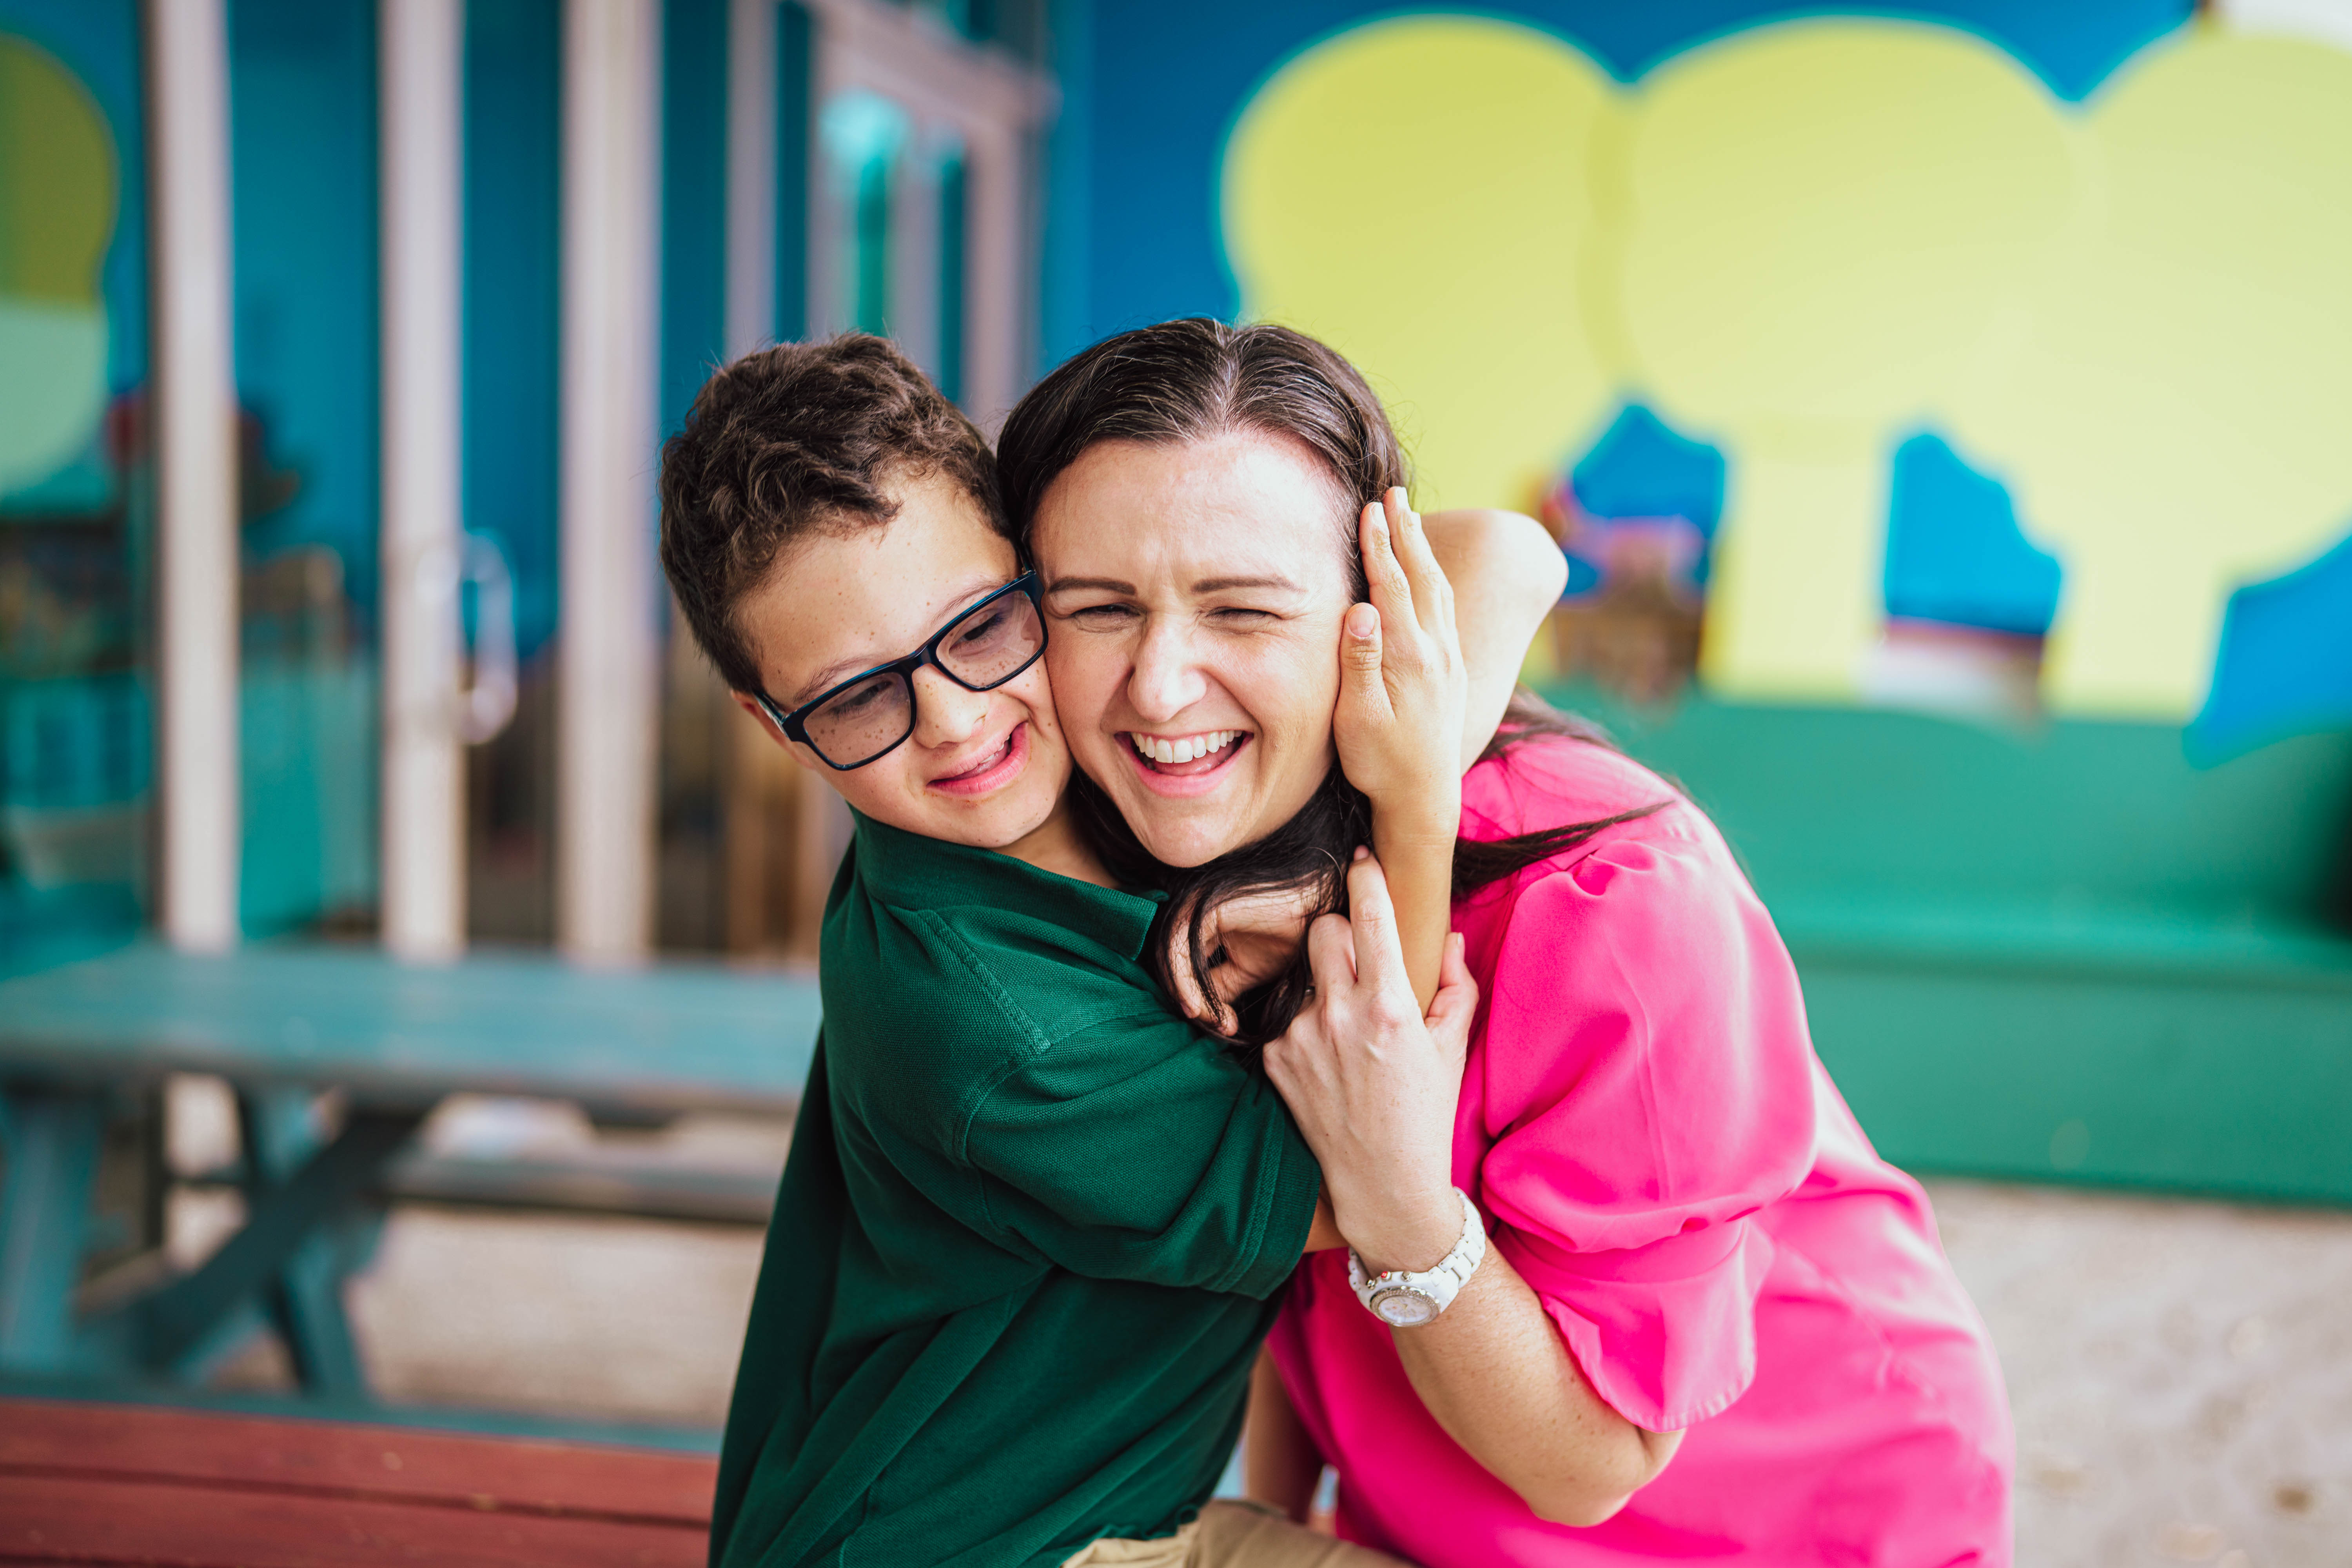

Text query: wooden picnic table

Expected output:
[0,940,819,1405]
[0,1396,715,1565]
[0,940,821,1114]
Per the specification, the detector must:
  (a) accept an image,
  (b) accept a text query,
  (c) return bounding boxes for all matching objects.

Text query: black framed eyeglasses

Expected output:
[755,572,1048,771]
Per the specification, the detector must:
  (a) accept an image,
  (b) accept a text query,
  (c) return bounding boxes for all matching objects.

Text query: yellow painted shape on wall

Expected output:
[0,33,115,496]
[1946,30,2352,717]
[1221,15,2352,720]
[0,34,115,305]
[1223,16,1622,510]
[1615,21,2078,700]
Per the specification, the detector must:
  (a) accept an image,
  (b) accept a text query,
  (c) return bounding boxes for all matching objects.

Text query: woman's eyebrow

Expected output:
[1044,575,1136,595]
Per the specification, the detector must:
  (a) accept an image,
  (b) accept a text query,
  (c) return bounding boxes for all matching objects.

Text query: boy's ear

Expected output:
[730,691,821,774]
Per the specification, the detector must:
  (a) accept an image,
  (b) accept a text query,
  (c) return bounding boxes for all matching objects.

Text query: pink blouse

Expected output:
[1266,737,2014,1564]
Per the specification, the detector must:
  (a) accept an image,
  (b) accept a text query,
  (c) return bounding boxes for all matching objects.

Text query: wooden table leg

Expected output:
[111,1103,426,1378]
[238,1088,379,1394]
[0,1084,105,1372]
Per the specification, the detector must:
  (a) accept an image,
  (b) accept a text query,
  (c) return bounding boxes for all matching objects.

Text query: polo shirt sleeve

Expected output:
[963,1008,1322,1299]
[1474,832,1819,1434]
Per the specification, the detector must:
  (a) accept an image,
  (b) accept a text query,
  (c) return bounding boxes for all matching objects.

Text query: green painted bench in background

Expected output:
[1544,683,2352,1205]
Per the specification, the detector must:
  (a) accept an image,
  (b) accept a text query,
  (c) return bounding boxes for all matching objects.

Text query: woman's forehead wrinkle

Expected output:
[1033,433,1349,595]
[1189,573,1302,595]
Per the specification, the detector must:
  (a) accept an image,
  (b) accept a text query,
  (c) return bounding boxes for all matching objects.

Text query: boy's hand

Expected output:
[1167,883,1321,1036]
[1333,488,1468,833]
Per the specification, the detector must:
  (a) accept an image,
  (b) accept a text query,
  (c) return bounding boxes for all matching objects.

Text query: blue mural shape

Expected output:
[1884,432,2062,637]
[1572,403,1725,537]
[2189,528,2352,764]
[1551,402,1724,600]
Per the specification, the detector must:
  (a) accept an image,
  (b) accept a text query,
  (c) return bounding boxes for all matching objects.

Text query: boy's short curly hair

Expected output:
[658,333,1009,697]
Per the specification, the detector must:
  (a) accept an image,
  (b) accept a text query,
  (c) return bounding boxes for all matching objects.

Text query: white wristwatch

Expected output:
[1347,1188,1486,1327]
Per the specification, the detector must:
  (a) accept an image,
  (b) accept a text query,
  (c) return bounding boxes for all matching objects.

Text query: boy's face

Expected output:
[731,472,1073,852]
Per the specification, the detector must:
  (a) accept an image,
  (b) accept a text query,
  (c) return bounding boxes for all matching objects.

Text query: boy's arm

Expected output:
[1243,1349,1326,1523]
[1423,508,1570,771]
[1305,1191,1344,1251]
[965,1010,1325,1297]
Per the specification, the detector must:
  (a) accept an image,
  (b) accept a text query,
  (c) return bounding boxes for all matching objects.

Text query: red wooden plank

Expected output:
[0,1401,713,1526]
[0,1474,703,1567]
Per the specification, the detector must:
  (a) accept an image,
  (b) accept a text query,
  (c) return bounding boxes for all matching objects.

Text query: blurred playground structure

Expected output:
[1,0,2350,1560]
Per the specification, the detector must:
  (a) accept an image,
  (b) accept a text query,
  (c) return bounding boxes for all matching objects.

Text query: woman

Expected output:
[997,318,2015,1563]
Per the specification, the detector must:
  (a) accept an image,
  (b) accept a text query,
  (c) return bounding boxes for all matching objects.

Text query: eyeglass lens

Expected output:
[802,588,1044,766]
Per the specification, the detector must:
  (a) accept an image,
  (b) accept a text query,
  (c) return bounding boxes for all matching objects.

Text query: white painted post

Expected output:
[379,0,468,962]
[726,0,777,359]
[959,122,1022,434]
[889,131,940,378]
[557,0,662,963]
[806,8,843,338]
[147,0,241,953]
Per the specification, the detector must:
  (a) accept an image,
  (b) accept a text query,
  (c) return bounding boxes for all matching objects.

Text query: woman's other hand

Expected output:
[1332,488,1468,826]
[1263,850,1477,1277]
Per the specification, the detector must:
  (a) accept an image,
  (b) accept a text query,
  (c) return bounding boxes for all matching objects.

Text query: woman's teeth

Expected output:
[1129,730,1241,766]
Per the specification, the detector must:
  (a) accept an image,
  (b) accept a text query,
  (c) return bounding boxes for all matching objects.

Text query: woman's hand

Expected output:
[1334,488,1467,1014]
[1263,851,1478,1276]
[1266,858,1683,1528]
[1333,489,1468,830]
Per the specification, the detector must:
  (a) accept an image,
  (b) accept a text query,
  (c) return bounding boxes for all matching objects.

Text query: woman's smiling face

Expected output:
[1034,430,1354,868]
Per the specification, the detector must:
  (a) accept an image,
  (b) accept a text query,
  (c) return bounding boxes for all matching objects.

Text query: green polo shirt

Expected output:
[711,814,1322,1568]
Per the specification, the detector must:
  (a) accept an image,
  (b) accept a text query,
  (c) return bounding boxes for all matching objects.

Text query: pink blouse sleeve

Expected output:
[1472,827,1819,1433]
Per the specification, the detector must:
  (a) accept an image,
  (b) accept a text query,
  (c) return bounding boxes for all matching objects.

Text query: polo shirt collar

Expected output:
[849,811,1163,964]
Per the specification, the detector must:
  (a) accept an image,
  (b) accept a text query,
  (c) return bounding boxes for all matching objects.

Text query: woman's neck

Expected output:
[1000,795,1116,888]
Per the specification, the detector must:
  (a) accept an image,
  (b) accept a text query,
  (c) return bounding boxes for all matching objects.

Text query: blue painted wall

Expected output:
[663,0,729,443]
[463,0,562,662]
[228,0,379,614]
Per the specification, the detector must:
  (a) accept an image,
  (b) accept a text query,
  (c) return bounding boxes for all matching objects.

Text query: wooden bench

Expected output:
[0,1396,714,1565]
[0,940,819,1406]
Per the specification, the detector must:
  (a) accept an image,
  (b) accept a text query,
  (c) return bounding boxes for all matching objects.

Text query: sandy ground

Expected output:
[171,1090,2352,1566]
[1929,1180,2351,1567]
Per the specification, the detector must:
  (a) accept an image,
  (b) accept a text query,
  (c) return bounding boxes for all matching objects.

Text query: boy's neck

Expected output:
[996,795,1115,889]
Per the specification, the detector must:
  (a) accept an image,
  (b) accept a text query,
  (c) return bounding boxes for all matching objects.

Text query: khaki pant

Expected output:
[1059,1500,1410,1568]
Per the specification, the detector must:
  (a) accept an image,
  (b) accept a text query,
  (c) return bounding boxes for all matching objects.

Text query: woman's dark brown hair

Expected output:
[997,319,1662,1052]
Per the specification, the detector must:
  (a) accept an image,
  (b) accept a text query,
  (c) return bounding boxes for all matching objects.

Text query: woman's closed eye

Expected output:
[1059,601,1141,628]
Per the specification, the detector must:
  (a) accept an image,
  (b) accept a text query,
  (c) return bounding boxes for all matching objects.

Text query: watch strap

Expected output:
[1347,1188,1486,1327]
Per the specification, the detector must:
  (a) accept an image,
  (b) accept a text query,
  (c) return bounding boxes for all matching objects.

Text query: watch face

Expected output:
[1374,1288,1437,1327]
